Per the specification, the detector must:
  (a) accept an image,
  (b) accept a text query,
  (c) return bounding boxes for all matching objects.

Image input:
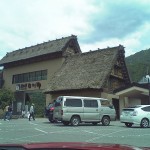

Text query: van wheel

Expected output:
[140,118,149,128]
[92,122,98,126]
[62,121,70,126]
[125,123,133,127]
[71,116,80,126]
[102,116,110,126]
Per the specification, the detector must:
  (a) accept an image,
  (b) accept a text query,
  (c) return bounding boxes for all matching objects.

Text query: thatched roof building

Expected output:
[45,45,130,94]
[0,35,81,68]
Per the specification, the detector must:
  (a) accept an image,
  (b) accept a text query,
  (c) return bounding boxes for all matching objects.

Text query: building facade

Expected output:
[114,82,150,114]
[0,35,132,118]
[45,45,131,119]
[0,35,81,115]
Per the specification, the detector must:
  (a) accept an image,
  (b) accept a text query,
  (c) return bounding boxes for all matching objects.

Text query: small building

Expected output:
[0,35,81,115]
[0,35,132,118]
[114,82,150,114]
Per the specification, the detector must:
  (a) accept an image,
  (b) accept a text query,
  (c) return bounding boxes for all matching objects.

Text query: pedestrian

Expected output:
[22,109,25,118]
[29,103,35,121]
[8,104,13,120]
[4,105,9,121]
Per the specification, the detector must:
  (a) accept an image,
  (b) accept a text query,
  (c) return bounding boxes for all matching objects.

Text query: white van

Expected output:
[53,96,116,126]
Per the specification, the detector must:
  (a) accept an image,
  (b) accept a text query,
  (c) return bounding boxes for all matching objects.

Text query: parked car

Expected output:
[120,105,150,128]
[45,103,55,123]
[53,96,116,126]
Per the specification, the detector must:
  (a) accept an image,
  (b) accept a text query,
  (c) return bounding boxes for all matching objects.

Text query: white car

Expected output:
[120,105,150,128]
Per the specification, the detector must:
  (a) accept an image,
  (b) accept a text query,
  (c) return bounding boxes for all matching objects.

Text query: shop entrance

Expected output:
[112,98,120,119]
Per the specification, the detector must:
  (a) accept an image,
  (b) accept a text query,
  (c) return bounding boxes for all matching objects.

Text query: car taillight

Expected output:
[50,107,54,111]
[61,110,63,115]
[132,111,138,116]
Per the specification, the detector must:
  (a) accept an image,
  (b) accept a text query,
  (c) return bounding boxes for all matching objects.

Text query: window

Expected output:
[12,75,18,84]
[29,72,35,81]
[100,99,110,107]
[84,100,98,108]
[23,73,29,82]
[141,106,150,112]
[12,70,47,84]
[41,70,47,80]
[18,74,23,83]
[65,99,82,107]
[35,71,42,81]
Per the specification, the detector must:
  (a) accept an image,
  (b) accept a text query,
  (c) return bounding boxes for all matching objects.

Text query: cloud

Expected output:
[0,0,150,59]
[80,0,150,43]
[80,21,150,57]
[0,0,94,54]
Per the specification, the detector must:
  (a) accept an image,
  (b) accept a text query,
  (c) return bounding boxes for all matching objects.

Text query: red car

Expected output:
[44,103,55,123]
[0,142,149,150]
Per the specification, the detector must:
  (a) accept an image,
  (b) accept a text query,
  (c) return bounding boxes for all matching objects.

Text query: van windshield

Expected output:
[100,99,111,107]
[55,97,62,107]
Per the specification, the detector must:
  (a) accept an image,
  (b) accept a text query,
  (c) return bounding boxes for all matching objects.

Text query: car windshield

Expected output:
[0,0,150,149]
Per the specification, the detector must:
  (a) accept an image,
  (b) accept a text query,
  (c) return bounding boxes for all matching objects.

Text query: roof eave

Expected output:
[44,87,103,94]
[0,51,63,67]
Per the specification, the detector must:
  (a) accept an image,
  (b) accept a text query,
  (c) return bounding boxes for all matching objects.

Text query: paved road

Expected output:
[0,118,150,148]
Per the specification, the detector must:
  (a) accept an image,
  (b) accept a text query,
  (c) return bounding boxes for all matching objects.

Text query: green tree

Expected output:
[0,88,15,111]
[126,48,150,82]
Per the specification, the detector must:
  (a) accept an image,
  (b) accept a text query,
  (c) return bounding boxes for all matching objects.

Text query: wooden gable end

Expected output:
[103,46,131,93]
[62,38,81,57]
[109,61,126,92]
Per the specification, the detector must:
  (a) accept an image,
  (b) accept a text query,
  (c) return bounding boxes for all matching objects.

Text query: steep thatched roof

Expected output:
[45,45,125,93]
[0,35,81,66]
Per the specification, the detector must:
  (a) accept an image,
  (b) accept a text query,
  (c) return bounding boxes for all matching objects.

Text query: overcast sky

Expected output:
[0,0,150,59]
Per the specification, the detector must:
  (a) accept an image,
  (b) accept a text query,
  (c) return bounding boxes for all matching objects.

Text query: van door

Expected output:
[83,99,99,121]
[64,98,83,121]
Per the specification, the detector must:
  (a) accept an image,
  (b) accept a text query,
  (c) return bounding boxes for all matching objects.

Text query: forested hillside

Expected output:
[125,48,150,82]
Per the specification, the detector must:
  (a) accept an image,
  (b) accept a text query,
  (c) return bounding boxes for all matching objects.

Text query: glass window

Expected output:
[12,70,47,84]
[65,99,82,107]
[12,75,18,84]
[23,73,29,82]
[84,100,98,108]
[100,99,110,107]
[41,70,47,80]
[35,71,42,81]
[29,72,35,81]
[141,106,150,112]
[18,74,23,83]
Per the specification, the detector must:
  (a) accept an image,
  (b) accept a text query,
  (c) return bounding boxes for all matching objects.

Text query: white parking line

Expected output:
[84,130,95,134]
[30,122,38,125]
[35,128,48,134]
[86,129,128,142]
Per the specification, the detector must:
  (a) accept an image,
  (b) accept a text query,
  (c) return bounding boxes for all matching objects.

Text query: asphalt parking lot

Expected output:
[0,118,150,148]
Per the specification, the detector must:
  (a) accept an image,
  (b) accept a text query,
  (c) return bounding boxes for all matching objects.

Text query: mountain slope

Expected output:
[125,49,150,82]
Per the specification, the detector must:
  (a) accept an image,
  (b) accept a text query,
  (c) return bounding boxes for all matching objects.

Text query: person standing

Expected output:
[8,104,13,120]
[4,105,9,121]
[29,103,35,121]
[22,109,25,118]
